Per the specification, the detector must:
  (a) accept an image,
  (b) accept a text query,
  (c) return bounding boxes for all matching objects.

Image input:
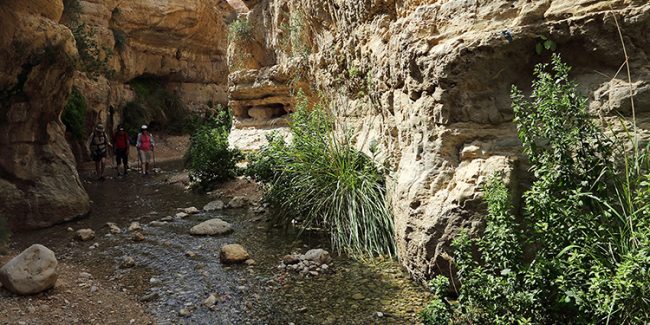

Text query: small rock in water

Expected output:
[175,212,189,219]
[89,242,100,250]
[67,227,74,232]
[185,250,197,258]
[321,264,329,270]
[303,248,332,265]
[160,216,173,222]
[220,244,250,264]
[181,207,200,214]
[203,294,217,307]
[74,229,95,241]
[178,308,191,317]
[245,259,256,266]
[140,292,159,302]
[149,277,161,285]
[120,256,136,268]
[78,272,92,279]
[0,244,58,295]
[376,311,384,318]
[352,293,365,300]
[132,232,145,242]
[203,200,224,211]
[128,222,142,232]
[149,221,167,227]
[189,218,233,236]
[90,285,98,293]
[282,254,300,265]
[106,222,121,234]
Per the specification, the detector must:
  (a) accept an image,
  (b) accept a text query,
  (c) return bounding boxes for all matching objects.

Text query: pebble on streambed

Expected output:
[277,249,333,277]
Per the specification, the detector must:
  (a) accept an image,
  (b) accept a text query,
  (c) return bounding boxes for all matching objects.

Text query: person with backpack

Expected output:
[136,125,155,175]
[112,125,130,176]
[88,123,112,181]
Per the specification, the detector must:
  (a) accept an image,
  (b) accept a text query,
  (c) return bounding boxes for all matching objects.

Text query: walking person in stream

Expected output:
[113,124,130,176]
[136,125,155,175]
[88,123,112,181]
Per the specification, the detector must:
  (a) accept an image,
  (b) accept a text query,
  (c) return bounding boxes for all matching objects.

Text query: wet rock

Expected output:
[226,196,247,209]
[189,218,233,236]
[149,277,161,285]
[185,250,197,258]
[220,244,250,264]
[160,216,174,222]
[67,227,74,232]
[132,232,145,242]
[120,256,136,269]
[0,244,58,295]
[282,254,300,265]
[180,207,200,214]
[203,294,217,307]
[203,200,224,211]
[128,222,142,232]
[179,308,191,317]
[75,229,95,241]
[303,249,331,265]
[352,293,365,300]
[175,212,189,219]
[78,272,92,280]
[244,259,256,266]
[149,221,167,227]
[106,223,121,234]
[140,292,159,302]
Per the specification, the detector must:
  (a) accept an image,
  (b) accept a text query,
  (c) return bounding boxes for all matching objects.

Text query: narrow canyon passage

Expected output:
[2,157,430,324]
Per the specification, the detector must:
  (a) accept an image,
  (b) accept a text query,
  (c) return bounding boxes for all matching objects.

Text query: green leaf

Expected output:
[543,40,556,51]
[535,43,544,55]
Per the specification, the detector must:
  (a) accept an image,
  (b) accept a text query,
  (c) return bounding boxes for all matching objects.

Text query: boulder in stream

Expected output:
[189,219,233,236]
[203,200,225,211]
[0,244,58,295]
[219,244,250,264]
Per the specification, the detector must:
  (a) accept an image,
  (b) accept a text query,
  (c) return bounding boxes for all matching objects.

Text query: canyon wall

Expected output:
[0,0,90,230]
[66,0,231,136]
[232,0,650,282]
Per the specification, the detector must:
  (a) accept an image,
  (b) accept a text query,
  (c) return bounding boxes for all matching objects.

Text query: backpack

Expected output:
[90,132,107,153]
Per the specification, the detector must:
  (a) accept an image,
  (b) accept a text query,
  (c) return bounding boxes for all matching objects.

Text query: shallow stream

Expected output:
[12,160,430,324]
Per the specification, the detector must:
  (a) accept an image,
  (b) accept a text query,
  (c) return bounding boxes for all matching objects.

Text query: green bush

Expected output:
[228,18,252,42]
[247,91,395,257]
[428,54,650,323]
[62,87,87,139]
[185,110,242,190]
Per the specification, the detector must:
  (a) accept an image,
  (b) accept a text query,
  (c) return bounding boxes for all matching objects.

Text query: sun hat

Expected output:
[141,125,148,130]
[95,123,104,132]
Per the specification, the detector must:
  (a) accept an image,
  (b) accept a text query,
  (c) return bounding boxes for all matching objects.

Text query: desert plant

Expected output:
[62,87,87,139]
[425,54,650,324]
[185,109,242,190]
[249,91,395,256]
[228,18,252,42]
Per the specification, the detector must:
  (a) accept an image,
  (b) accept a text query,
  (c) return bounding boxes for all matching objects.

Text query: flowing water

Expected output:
[11,160,430,324]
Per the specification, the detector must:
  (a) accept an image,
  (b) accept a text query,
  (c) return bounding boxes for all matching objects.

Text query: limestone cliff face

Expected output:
[69,0,230,130]
[0,0,90,230]
[232,0,650,281]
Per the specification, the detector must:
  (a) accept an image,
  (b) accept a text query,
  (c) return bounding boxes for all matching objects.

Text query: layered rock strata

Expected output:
[0,0,90,230]
[232,0,650,281]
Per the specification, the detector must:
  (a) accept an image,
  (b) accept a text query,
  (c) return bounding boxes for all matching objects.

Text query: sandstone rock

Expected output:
[128,222,142,232]
[227,197,248,209]
[281,254,300,265]
[203,294,217,307]
[132,232,145,242]
[0,0,90,231]
[219,244,250,264]
[180,207,200,214]
[303,249,331,265]
[189,219,233,236]
[203,200,225,211]
[75,229,95,241]
[106,223,121,234]
[175,212,189,219]
[0,244,58,295]
[149,221,168,227]
[120,256,136,269]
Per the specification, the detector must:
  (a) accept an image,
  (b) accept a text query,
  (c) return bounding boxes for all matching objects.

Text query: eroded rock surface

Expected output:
[0,0,90,230]
[232,0,650,281]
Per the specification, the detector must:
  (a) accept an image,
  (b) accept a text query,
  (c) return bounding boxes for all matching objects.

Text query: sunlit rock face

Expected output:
[0,0,90,230]
[232,0,650,281]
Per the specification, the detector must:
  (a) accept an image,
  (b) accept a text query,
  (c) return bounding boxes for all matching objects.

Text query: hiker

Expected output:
[113,125,130,176]
[136,125,155,175]
[88,123,112,181]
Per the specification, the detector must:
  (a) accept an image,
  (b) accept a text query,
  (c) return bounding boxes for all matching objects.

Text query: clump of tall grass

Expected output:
[248,91,396,257]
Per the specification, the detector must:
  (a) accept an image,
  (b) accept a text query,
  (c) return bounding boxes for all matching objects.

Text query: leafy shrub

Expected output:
[429,54,650,323]
[247,91,395,257]
[185,110,242,190]
[62,87,87,139]
[71,23,114,79]
[228,18,252,42]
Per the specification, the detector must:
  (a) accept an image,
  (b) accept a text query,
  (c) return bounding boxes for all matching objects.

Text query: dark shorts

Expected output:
[91,150,106,162]
[115,148,128,166]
